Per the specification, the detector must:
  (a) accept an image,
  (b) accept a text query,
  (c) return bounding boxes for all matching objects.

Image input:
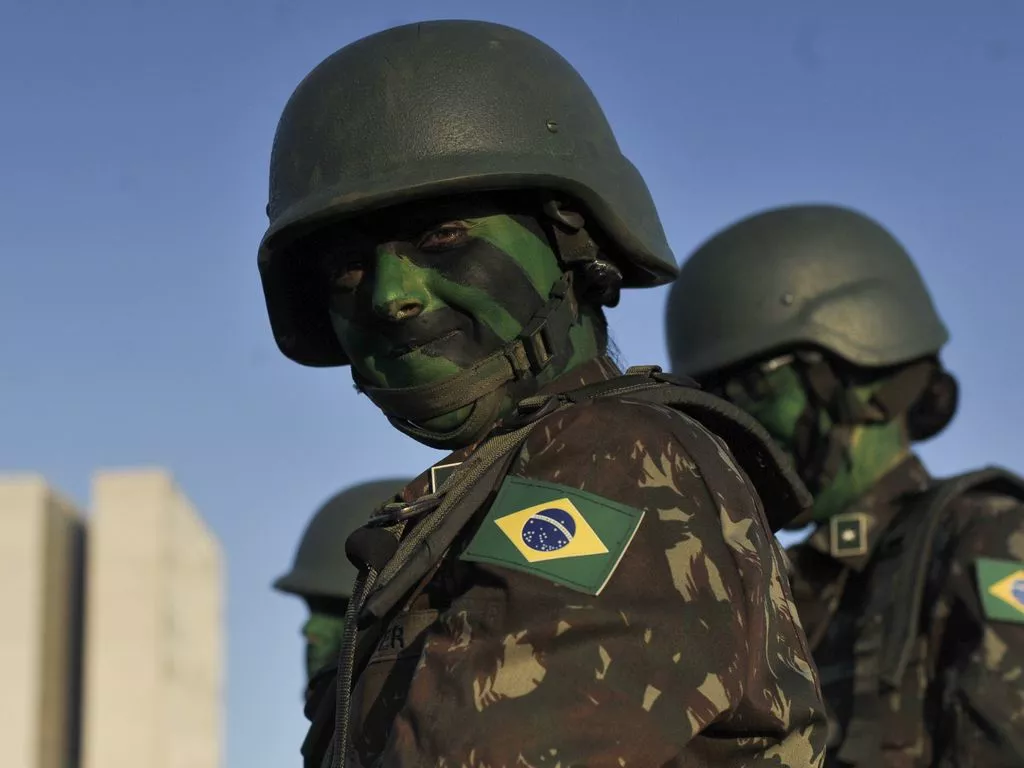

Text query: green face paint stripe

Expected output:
[371,250,448,314]
[328,313,387,383]
[428,276,521,341]
[331,245,512,385]
[324,205,605,444]
[304,612,347,681]
[363,309,600,394]
[741,366,806,450]
[732,363,910,520]
[331,285,520,389]
[341,249,523,343]
[370,347,463,389]
[465,215,563,296]
[332,306,465,387]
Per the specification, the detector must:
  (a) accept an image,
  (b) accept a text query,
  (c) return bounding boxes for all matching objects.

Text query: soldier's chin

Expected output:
[386,327,465,360]
[407,405,475,433]
[370,351,459,385]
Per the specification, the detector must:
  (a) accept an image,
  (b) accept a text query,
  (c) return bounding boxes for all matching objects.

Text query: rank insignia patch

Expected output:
[430,462,462,494]
[829,512,868,557]
[460,476,645,596]
[976,557,1024,623]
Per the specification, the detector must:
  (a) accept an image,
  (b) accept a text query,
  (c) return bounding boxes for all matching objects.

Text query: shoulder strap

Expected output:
[313,415,553,768]
[837,466,1024,766]
[556,366,813,532]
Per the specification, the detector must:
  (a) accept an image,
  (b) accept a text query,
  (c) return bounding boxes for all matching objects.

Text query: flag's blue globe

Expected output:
[522,508,576,552]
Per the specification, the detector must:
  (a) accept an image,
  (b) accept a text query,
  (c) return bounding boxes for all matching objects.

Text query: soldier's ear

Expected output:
[539,198,622,308]
[906,367,958,442]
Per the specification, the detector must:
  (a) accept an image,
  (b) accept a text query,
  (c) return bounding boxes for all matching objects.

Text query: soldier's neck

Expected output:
[531,310,604,389]
[812,420,911,521]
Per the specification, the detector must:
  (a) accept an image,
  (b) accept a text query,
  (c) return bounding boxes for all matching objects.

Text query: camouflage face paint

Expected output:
[315,195,602,432]
[720,364,807,456]
[714,362,909,521]
[303,612,346,684]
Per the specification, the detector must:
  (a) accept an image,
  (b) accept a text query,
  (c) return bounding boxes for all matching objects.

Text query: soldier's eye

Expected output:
[723,379,748,404]
[333,264,365,291]
[418,223,469,251]
[321,254,366,293]
[744,372,773,401]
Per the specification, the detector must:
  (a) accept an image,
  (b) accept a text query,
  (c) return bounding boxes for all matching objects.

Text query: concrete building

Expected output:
[0,469,223,768]
[0,476,84,768]
[81,469,224,768]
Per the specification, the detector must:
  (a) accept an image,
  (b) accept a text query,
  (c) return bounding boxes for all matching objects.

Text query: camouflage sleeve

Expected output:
[376,397,826,766]
[934,493,1024,764]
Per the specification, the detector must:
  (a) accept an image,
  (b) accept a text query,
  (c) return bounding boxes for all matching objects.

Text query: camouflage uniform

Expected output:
[665,203,1024,767]
[335,357,825,766]
[789,457,1024,767]
[258,21,828,767]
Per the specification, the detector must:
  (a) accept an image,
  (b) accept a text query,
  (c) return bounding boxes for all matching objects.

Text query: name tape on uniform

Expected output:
[370,609,440,664]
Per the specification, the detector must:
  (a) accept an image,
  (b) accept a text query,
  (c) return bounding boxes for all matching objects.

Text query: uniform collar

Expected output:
[805,455,931,571]
[536,354,622,394]
[408,355,623,498]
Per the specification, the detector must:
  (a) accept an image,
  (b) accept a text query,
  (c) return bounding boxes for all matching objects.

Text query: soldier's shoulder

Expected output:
[530,391,739,469]
[955,484,1024,514]
[936,486,1024,629]
[944,482,1024,541]
[515,394,766,539]
[471,396,777,600]
[923,480,1024,618]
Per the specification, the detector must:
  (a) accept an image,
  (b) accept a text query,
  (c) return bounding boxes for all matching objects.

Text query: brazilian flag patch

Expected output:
[460,475,645,596]
[976,557,1024,623]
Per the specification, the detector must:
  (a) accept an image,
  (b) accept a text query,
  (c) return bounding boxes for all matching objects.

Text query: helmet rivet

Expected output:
[781,292,795,306]
[545,120,559,133]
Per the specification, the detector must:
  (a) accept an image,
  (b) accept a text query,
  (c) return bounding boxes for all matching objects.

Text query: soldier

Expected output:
[258,21,827,767]
[273,479,410,697]
[665,203,1024,766]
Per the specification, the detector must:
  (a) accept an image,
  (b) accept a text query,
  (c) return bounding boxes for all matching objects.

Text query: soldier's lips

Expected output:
[390,329,461,357]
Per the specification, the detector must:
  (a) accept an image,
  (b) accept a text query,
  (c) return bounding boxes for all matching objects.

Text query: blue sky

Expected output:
[1,2,1021,765]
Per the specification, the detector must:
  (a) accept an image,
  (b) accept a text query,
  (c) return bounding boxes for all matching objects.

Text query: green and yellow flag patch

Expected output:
[460,476,645,596]
[976,557,1024,623]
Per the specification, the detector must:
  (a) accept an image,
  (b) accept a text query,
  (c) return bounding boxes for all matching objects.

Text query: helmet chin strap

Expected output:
[352,272,580,450]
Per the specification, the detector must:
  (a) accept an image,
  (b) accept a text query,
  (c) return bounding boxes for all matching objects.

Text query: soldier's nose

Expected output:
[380,298,423,322]
[371,249,428,322]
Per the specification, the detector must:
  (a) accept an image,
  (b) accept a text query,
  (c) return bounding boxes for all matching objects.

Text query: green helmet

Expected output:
[273,478,409,601]
[258,19,677,367]
[666,204,949,378]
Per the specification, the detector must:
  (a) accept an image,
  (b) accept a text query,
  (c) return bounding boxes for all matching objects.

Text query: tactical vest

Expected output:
[304,365,813,768]
[835,468,1024,766]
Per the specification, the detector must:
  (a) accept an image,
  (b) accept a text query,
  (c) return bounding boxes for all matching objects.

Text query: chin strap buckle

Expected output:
[516,272,577,376]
